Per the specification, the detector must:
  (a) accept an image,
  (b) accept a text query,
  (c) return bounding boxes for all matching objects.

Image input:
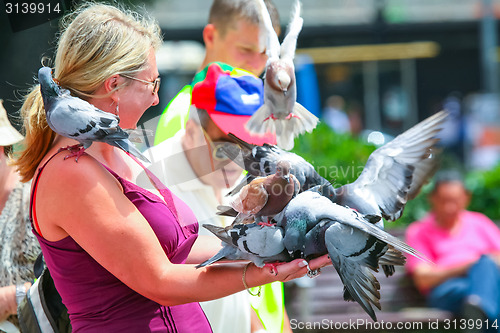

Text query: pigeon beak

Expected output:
[283,90,288,97]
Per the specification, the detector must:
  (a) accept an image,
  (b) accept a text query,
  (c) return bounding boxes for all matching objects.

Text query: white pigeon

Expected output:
[38,67,149,163]
[245,0,319,150]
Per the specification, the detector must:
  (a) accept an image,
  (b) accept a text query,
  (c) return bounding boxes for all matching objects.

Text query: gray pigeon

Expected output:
[222,111,445,280]
[196,222,292,270]
[284,190,422,321]
[38,66,149,163]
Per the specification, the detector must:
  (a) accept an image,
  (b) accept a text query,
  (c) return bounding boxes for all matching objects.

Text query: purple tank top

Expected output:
[32,157,212,333]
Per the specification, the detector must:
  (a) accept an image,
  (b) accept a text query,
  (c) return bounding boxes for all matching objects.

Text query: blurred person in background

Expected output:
[0,99,40,331]
[322,95,351,135]
[154,0,280,144]
[406,170,500,332]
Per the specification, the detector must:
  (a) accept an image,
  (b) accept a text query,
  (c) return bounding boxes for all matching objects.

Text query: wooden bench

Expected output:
[284,228,454,332]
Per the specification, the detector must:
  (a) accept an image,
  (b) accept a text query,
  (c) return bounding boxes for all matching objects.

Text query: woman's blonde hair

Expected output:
[13,2,162,182]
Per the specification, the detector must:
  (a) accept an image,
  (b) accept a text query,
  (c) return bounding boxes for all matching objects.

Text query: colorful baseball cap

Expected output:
[191,62,277,145]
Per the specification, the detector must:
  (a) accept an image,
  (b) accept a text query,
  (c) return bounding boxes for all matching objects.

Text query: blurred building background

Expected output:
[1,0,500,170]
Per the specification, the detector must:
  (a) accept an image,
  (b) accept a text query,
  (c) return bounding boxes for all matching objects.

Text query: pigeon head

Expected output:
[283,217,307,255]
[276,70,291,94]
[275,160,291,179]
[38,67,60,110]
[283,214,308,254]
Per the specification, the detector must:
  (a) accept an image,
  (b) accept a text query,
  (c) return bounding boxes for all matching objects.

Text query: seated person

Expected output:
[406,170,500,331]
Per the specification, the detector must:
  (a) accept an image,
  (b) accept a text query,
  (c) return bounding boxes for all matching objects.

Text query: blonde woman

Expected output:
[14,3,328,332]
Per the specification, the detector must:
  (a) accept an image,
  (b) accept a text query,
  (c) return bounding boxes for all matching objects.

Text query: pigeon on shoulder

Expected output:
[38,66,149,163]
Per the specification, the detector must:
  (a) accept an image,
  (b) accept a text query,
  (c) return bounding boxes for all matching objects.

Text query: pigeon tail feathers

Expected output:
[196,246,236,268]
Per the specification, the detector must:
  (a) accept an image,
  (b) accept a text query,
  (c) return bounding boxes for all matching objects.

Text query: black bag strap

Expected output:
[34,252,44,279]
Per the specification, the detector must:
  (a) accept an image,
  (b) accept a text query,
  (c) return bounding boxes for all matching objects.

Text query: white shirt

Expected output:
[143,131,251,333]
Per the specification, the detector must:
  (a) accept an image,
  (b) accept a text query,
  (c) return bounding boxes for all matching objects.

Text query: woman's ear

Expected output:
[104,74,121,103]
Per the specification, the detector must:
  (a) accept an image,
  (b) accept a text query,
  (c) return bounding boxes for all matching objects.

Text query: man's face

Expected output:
[430,182,470,229]
[210,20,268,76]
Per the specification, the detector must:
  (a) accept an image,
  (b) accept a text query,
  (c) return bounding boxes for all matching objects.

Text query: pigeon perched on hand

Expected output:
[220,160,300,222]
[196,222,291,269]
[245,0,318,150]
[282,190,423,321]
[38,66,149,163]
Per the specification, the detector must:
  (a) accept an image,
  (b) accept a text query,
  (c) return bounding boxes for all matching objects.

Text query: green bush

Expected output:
[466,163,500,221]
[292,123,376,187]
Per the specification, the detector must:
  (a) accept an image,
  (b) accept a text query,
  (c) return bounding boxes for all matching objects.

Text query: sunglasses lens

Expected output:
[213,145,228,160]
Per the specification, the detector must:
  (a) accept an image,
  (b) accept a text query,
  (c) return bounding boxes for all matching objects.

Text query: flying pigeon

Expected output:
[219,160,300,222]
[224,111,448,222]
[332,111,447,221]
[222,111,446,279]
[196,222,292,270]
[245,0,318,150]
[38,66,149,163]
[281,190,423,321]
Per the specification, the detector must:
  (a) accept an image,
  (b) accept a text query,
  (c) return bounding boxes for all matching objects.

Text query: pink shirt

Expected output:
[405,211,500,274]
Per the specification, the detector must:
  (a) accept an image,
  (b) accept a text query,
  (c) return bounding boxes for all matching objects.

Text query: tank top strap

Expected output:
[30,149,81,238]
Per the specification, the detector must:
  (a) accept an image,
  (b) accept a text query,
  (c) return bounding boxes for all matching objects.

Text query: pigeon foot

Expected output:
[257,221,276,227]
[264,262,285,275]
[263,114,279,122]
[59,144,86,162]
[285,113,301,120]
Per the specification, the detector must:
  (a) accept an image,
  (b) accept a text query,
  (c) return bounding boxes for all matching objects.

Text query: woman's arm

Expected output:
[35,154,329,306]
[184,235,223,264]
